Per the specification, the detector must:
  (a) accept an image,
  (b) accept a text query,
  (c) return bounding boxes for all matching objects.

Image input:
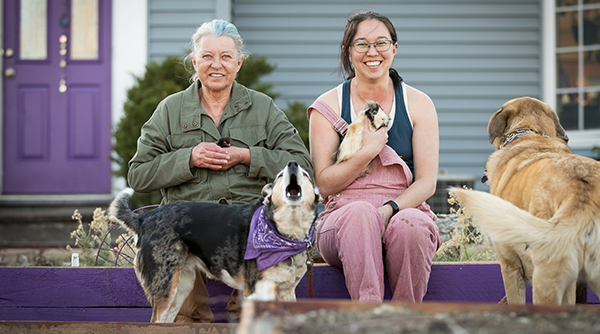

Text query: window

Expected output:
[20,0,47,60]
[71,0,99,60]
[556,0,600,130]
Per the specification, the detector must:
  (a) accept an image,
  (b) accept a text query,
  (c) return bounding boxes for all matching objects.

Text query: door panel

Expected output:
[19,86,49,159]
[3,0,112,194]
[68,86,99,158]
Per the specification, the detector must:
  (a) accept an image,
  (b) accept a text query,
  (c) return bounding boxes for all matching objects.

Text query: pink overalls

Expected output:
[309,101,440,303]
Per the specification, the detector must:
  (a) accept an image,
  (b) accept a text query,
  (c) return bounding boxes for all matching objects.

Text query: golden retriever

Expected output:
[450,96,600,305]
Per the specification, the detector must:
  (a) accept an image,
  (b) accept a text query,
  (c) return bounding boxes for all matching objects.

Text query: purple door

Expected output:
[3,0,112,194]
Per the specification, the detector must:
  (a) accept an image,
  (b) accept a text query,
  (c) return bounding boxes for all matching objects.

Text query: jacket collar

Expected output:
[180,80,252,134]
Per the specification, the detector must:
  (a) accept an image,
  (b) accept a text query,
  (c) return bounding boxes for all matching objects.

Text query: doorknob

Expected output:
[4,48,14,58]
[4,67,16,78]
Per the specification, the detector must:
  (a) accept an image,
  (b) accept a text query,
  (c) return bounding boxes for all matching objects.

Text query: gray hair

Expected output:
[187,19,249,82]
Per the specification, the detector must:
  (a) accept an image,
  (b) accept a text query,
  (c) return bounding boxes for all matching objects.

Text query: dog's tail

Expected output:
[449,187,579,262]
[108,188,141,234]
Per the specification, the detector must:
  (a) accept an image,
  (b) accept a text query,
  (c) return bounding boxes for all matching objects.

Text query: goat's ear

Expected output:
[488,107,509,144]
[261,183,273,205]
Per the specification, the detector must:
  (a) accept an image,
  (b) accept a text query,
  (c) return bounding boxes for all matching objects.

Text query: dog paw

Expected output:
[249,280,277,301]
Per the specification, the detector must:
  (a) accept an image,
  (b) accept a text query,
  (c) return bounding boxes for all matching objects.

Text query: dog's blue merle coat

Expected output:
[109,161,320,322]
[111,191,264,298]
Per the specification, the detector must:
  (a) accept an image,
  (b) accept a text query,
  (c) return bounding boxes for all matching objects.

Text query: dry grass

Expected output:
[67,208,134,266]
[433,188,498,262]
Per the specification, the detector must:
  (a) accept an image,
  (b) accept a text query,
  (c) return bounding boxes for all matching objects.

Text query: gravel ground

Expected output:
[252,303,600,334]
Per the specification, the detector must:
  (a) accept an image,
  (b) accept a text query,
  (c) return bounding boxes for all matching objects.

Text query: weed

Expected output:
[67,208,134,266]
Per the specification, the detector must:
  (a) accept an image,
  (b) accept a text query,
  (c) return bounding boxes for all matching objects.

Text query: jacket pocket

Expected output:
[167,133,207,183]
[229,126,267,148]
[233,163,249,176]
[169,132,204,150]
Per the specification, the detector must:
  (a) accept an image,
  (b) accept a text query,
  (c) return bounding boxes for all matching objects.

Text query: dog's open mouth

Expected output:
[285,173,302,200]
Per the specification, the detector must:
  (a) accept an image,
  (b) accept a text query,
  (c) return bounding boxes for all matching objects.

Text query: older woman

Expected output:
[307,11,440,303]
[128,19,312,323]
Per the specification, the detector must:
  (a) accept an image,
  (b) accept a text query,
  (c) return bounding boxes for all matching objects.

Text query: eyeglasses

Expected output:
[351,39,393,53]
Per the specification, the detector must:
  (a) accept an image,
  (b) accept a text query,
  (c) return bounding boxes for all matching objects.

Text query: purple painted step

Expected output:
[0,264,597,323]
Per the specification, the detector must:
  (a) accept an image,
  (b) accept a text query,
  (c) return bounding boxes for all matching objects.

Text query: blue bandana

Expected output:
[244,205,315,271]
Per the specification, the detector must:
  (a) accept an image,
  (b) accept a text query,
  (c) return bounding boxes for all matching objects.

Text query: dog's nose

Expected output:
[287,161,298,168]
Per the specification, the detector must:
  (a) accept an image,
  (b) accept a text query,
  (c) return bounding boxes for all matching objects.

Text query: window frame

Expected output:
[545,0,600,150]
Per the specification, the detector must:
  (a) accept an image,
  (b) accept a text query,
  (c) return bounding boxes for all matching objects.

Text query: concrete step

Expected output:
[0,195,112,248]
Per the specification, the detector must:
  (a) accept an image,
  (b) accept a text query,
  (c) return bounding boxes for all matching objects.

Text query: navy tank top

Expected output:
[340,76,414,173]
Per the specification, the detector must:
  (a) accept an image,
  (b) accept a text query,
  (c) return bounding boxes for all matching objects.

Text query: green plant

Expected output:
[283,101,309,148]
[237,55,279,99]
[112,56,191,206]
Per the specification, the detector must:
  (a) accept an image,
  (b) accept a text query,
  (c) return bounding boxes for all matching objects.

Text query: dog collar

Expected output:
[244,205,316,271]
[500,128,549,148]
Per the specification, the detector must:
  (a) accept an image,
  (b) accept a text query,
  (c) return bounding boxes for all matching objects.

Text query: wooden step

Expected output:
[1,264,598,324]
[0,321,234,334]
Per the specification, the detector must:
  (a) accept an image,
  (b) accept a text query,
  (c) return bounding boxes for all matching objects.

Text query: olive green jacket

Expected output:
[127,80,313,205]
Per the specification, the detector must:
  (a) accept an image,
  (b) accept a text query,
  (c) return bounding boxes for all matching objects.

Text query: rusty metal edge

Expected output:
[0,321,236,334]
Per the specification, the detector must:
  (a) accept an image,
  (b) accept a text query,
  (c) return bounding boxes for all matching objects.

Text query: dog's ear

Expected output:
[557,122,569,143]
[542,103,569,143]
[488,107,509,144]
[261,183,273,205]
